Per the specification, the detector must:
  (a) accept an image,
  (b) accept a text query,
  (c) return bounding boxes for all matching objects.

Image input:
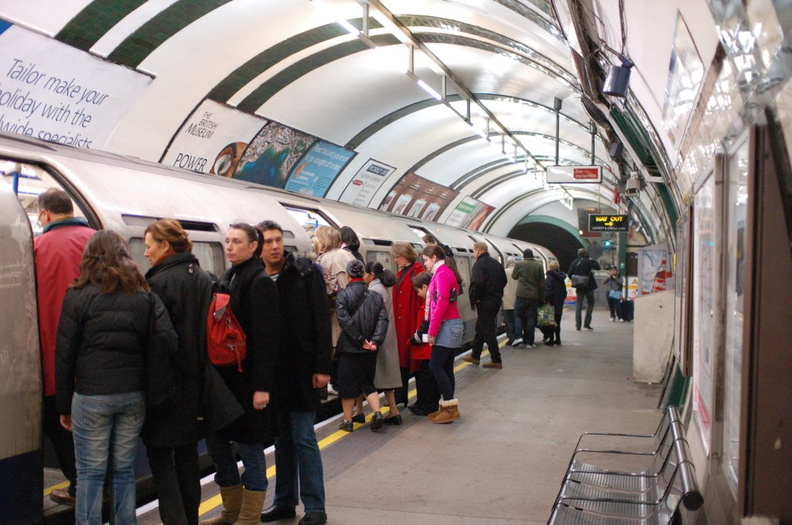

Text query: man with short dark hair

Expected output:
[258,220,332,525]
[465,242,507,368]
[34,188,96,505]
[511,249,545,348]
[568,248,601,330]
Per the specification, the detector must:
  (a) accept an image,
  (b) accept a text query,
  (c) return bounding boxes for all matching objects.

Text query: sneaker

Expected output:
[339,420,353,432]
[525,344,536,349]
[511,338,523,347]
[370,412,384,432]
[618,319,624,322]
[609,317,615,322]
[462,356,480,365]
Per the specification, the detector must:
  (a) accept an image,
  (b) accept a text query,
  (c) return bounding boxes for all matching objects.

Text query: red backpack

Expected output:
[207,293,246,372]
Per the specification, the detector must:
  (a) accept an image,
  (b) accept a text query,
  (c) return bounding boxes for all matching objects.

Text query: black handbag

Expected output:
[571,275,589,289]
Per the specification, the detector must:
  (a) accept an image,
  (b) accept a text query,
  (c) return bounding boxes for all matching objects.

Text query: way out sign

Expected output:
[546,165,602,183]
[589,214,628,232]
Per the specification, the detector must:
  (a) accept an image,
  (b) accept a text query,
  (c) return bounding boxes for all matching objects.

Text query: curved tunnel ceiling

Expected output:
[0,0,677,245]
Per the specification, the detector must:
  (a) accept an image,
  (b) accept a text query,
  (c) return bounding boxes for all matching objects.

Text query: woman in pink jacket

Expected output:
[421,245,464,424]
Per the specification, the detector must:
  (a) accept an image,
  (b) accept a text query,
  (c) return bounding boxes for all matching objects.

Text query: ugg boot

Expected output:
[431,399,460,424]
[236,488,267,525]
[428,405,442,420]
[199,484,242,525]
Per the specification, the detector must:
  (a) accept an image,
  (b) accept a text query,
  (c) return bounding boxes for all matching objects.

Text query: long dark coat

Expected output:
[270,253,333,415]
[544,269,568,316]
[214,257,279,444]
[142,252,213,447]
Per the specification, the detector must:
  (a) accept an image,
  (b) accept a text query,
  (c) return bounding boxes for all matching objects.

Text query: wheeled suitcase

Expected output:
[620,299,634,321]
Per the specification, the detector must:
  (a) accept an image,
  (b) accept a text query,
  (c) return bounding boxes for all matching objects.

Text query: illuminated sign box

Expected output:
[588,214,628,232]
[546,165,602,184]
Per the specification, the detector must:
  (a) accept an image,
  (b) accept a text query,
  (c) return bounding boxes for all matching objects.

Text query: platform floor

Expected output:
[130,307,663,525]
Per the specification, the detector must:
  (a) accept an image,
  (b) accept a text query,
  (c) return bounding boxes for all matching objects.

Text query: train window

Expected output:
[362,238,393,246]
[281,205,334,236]
[1,159,95,235]
[366,250,394,272]
[406,224,431,242]
[128,238,225,277]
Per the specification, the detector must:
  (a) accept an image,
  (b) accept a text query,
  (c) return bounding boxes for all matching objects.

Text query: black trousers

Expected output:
[43,395,77,494]
[146,444,201,525]
[412,360,440,411]
[471,304,501,362]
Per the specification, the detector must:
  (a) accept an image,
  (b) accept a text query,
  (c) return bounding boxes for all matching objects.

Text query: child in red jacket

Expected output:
[408,272,440,415]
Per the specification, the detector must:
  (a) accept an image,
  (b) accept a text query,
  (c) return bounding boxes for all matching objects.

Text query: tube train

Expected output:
[0,131,555,524]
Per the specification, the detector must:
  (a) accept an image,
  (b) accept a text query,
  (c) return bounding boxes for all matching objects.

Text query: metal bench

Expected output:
[547,406,703,524]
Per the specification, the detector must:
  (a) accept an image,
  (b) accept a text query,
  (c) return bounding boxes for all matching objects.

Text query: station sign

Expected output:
[588,214,628,232]
[546,165,602,184]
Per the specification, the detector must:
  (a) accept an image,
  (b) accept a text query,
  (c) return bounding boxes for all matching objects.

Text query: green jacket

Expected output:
[512,258,545,299]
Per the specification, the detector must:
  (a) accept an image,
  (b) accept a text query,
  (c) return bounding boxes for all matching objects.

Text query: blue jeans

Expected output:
[429,345,456,401]
[273,411,325,512]
[71,391,145,525]
[205,433,268,491]
[575,288,595,328]
[513,297,539,344]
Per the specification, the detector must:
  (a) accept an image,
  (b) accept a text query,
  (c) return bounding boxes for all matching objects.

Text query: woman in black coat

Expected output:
[203,223,279,525]
[143,219,214,525]
[544,261,568,346]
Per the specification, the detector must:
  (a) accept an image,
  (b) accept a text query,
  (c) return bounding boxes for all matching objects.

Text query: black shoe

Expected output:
[584,325,593,330]
[384,414,402,425]
[351,413,365,424]
[546,341,555,346]
[339,420,353,432]
[556,340,562,346]
[409,405,431,416]
[261,505,296,522]
[370,412,384,432]
[299,512,328,525]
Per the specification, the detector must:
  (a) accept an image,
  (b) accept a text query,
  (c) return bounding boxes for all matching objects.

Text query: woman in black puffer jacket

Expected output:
[56,230,177,525]
[143,219,214,525]
[335,259,388,433]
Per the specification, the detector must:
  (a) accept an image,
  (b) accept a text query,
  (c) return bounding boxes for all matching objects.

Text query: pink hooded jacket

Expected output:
[427,262,461,337]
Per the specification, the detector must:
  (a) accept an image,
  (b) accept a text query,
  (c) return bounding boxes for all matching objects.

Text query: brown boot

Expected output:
[431,399,460,424]
[428,405,442,419]
[199,484,242,525]
[462,356,479,365]
[236,488,267,525]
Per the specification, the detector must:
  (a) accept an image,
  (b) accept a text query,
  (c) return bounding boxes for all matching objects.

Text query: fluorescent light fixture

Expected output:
[337,19,360,35]
[416,78,442,101]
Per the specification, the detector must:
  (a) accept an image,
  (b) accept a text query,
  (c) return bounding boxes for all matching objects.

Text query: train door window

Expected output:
[366,249,395,272]
[406,224,431,243]
[128,238,225,276]
[454,255,472,289]
[281,205,335,236]
[1,159,97,234]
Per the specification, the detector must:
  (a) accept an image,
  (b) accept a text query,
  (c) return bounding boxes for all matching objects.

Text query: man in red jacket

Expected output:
[34,188,96,505]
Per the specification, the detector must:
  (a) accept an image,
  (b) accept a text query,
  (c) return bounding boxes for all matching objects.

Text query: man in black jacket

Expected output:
[258,221,333,525]
[568,248,601,331]
[465,242,508,368]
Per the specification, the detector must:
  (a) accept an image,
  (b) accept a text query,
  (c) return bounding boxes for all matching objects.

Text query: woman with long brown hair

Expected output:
[56,230,176,525]
[143,219,214,525]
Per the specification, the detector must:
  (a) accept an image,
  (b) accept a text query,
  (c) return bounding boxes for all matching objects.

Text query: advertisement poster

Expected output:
[339,159,395,207]
[446,196,495,230]
[0,22,151,149]
[284,141,355,197]
[379,172,458,221]
[637,247,671,294]
[234,121,316,188]
[161,99,267,175]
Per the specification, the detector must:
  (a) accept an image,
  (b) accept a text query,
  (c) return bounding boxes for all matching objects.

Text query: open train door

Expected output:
[0,168,43,523]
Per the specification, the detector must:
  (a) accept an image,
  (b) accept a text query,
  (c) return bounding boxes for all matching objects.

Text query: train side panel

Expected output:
[0,178,43,524]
